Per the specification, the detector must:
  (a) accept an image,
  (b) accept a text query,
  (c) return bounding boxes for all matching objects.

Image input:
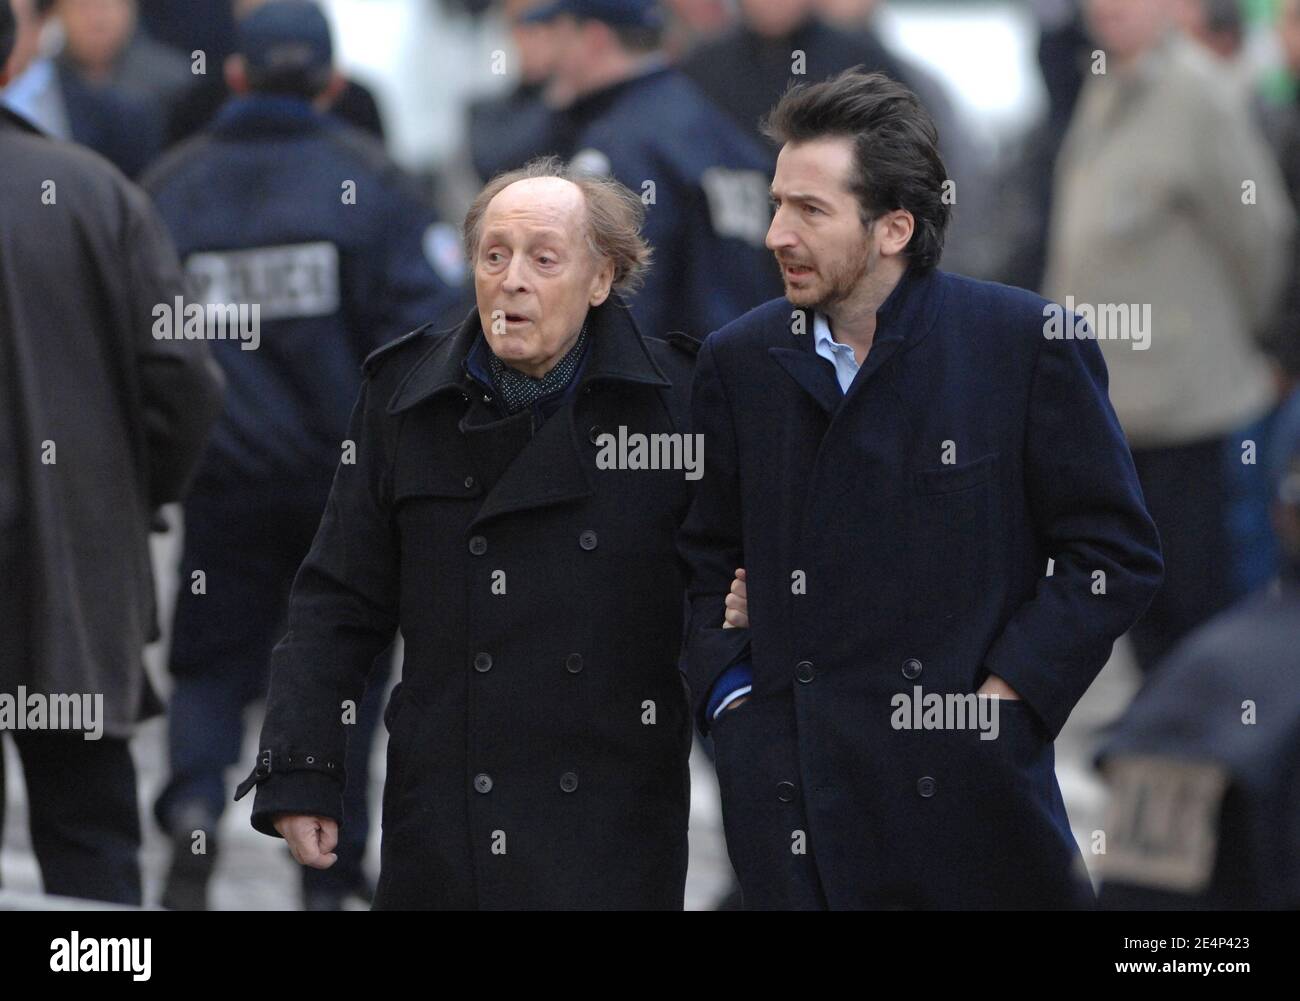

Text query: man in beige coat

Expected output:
[1045,0,1294,670]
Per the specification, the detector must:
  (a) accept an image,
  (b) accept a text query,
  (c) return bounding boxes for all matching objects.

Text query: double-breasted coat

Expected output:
[235,298,698,909]
[679,266,1164,909]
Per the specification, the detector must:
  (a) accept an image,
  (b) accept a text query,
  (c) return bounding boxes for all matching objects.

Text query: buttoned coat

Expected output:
[679,267,1164,909]
[236,298,697,909]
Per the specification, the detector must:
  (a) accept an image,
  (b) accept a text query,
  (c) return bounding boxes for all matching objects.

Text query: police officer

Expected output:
[521,0,781,340]
[1096,393,1300,910]
[142,0,467,910]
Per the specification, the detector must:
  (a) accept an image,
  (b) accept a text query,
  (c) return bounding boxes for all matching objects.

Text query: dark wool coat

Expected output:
[679,266,1164,909]
[0,108,223,736]
[237,298,699,909]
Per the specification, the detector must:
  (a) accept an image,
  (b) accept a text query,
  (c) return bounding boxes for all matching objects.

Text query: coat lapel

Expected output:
[465,298,670,530]
[768,343,842,416]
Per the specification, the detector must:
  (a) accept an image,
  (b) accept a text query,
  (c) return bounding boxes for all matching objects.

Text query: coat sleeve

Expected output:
[122,184,225,506]
[981,318,1164,738]
[677,335,752,733]
[234,375,401,836]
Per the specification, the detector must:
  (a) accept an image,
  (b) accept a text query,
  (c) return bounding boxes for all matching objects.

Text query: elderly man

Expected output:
[234,157,699,910]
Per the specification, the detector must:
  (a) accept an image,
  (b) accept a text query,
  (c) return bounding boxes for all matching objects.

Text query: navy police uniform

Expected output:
[143,88,466,904]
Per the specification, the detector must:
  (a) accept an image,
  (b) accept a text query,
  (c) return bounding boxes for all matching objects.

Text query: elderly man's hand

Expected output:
[722,567,748,629]
[273,814,339,869]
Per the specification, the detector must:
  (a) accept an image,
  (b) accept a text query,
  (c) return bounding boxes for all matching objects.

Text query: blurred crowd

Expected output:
[1,0,1298,910]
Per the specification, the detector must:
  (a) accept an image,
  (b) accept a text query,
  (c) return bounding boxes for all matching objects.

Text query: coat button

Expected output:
[917,776,936,798]
[565,653,583,674]
[464,475,476,490]
[468,535,487,556]
[473,652,493,673]
[902,658,922,680]
[560,771,579,793]
[795,660,814,683]
[587,425,603,444]
[776,781,796,803]
[474,773,493,794]
[579,530,598,551]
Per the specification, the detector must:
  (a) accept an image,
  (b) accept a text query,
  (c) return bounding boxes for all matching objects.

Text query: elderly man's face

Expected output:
[474,177,614,379]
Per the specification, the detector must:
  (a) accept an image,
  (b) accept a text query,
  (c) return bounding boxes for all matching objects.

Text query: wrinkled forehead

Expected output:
[482,177,589,244]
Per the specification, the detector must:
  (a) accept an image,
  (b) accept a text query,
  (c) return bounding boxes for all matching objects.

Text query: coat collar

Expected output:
[768,264,946,415]
[387,294,669,415]
[386,297,672,530]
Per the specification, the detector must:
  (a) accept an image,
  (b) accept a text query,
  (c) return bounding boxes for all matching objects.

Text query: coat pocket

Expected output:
[908,454,998,617]
[912,452,997,495]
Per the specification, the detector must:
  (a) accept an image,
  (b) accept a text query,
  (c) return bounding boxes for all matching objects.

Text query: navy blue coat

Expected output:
[552,67,782,341]
[679,266,1164,909]
[143,94,467,500]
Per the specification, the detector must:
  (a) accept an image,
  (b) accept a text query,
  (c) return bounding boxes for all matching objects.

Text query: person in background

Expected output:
[164,0,386,148]
[1044,0,1294,670]
[1096,391,1300,910]
[56,0,192,108]
[0,0,223,905]
[1264,0,1300,389]
[2,0,163,174]
[520,0,781,341]
[679,0,910,154]
[142,0,467,911]
[465,0,561,184]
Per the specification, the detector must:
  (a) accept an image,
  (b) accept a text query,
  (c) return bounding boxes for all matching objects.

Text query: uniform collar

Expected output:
[387,295,670,415]
[209,93,329,137]
[564,63,673,123]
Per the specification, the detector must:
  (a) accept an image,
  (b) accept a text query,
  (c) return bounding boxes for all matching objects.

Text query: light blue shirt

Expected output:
[2,59,71,139]
[813,311,860,393]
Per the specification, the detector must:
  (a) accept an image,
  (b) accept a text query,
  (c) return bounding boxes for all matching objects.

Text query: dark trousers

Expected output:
[155,492,390,895]
[1129,435,1245,670]
[0,731,142,905]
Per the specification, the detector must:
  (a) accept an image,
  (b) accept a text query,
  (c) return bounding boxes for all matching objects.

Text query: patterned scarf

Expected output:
[487,324,589,414]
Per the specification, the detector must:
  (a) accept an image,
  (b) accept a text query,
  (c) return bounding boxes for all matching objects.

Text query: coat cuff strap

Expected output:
[234,747,346,802]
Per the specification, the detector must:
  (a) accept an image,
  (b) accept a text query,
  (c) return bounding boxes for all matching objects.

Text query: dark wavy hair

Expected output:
[761,68,951,272]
